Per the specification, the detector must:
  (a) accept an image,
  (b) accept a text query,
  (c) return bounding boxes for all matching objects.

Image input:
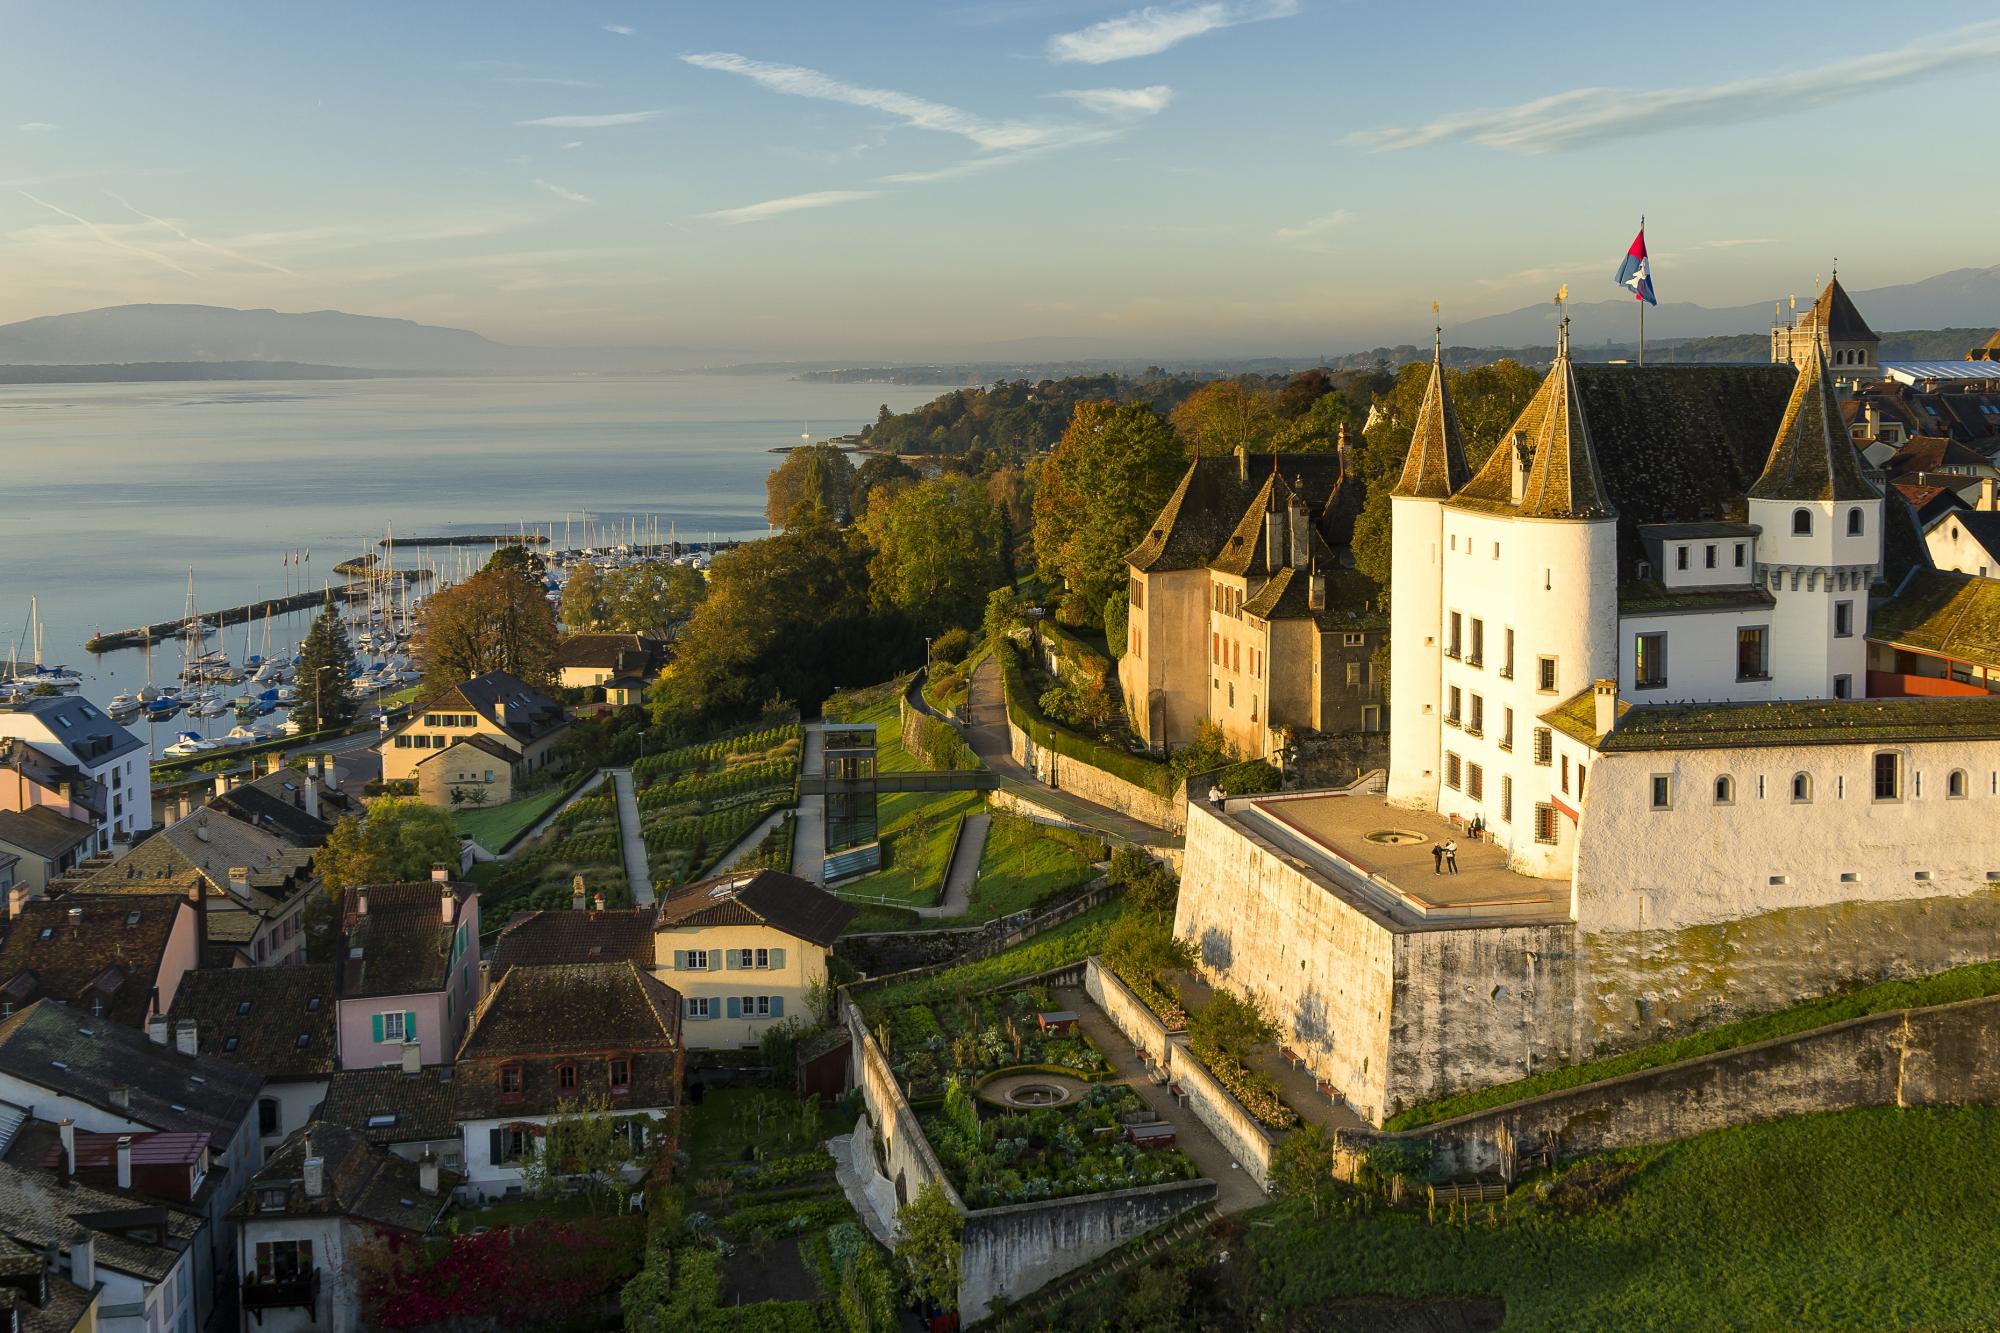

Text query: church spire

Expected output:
[1391,316,1470,499]
[1749,337,1879,502]
[1515,316,1615,520]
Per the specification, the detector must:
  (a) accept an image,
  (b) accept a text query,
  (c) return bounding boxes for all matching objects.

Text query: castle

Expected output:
[1174,295,2000,1124]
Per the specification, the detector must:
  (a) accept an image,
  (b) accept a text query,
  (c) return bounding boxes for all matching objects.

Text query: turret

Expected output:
[1747,339,1882,699]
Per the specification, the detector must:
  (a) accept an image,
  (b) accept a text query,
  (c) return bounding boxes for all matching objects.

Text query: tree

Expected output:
[1169,378,1276,457]
[852,453,918,514]
[317,796,461,896]
[417,553,559,689]
[863,474,1005,635]
[1188,986,1279,1067]
[1269,389,1356,453]
[982,587,1023,644]
[560,562,615,632]
[610,563,706,640]
[766,442,856,528]
[1271,1121,1338,1219]
[294,591,356,733]
[519,1092,643,1215]
[1103,910,1195,995]
[894,1179,962,1314]
[1032,401,1184,628]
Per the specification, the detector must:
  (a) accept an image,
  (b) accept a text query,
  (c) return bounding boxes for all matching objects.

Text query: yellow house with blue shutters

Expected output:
[654,869,857,1050]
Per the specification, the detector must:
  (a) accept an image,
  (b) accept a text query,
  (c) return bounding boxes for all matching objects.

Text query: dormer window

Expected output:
[500,1065,524,1098]
[610,1058,632,1093]
[1792,509,1812,536]
[557,1064,578,1091]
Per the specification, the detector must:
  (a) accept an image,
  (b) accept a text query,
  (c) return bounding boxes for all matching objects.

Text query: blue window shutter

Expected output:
[405,1011,417,1043]
[770,947,785,970]
[683,998,695,1018]
[726,996,741,1020]
[770,995,784,1018]
[724,950,740,971]
[673,950,687,971]
[708,949,723,970]
[371,1013,384,1043]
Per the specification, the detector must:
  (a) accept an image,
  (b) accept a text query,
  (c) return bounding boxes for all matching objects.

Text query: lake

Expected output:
[0,372,939,755]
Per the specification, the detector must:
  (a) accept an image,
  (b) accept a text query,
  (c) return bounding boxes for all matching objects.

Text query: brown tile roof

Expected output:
[413,671,569,745]
[453,962,681,1120]
[0,808,94,862]
[242,1123,453,1233]
[0,1158,200,1284]
[207,785,332,848]
[317,1066,459,1145]
[1392,348,1470,499]
[167,965,335,1079]
[655,868,856,946]
[85,806,316,912]
[1749,343,1882,503]
[1808,276,1877,343]
[0,1242,98,1333]
[1869,569,2000,671]
[555,633,665,672]
[0,895,190,1030]
[339,882,470,999]
[0,739,104,819]
[489,908,658,980]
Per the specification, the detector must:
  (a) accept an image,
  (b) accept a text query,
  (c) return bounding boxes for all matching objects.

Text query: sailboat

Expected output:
[6,597,84,692]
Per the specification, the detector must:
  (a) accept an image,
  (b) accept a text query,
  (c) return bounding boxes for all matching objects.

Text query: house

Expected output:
[0,895,201,1030]
[1866,570,2000,697]
[554,633,667,706]
[1891,479,1971,529]
[654,869,854,1050]
[0,1241,102,1333]
[334,877,481,1070]
[453,961,681,1202]
[1119,437,1385,760]
[379,671,571,806]
[0,1155,199,1333]
[235,1123,453,1333]
[488,902,658,982]
[0,698,150,851]
[1925,509,2000,579]
[80,799,320,969]
[0,738,109,864]
[167,967,337,1154]
[314,1063,461,1172]
[0,810,98,896]
[0,1001,263,1329]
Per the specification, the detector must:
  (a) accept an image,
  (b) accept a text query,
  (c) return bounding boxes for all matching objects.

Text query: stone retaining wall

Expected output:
[1005,713,1186,832]
[960,1179,1217,1322]
[844,997,959,1212]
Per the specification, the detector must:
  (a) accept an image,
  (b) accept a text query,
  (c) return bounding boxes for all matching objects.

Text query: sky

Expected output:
[3,0,1998,360]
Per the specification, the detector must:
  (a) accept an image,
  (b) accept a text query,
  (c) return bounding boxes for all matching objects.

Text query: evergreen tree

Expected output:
[295,592,356,732]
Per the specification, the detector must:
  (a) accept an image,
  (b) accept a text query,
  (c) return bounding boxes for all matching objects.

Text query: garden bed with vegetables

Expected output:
[877,985,1112,1100]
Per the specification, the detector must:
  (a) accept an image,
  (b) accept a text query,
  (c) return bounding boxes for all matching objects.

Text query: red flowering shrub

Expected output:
[357,1218,645,1329]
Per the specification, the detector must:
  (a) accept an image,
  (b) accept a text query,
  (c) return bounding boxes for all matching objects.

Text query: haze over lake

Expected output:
[0,372,936,753]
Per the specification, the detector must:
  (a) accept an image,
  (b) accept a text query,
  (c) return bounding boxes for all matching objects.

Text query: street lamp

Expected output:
[637,729,647,764]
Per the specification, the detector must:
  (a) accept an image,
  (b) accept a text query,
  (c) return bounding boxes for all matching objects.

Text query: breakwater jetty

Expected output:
[380,533,550,548]
[85,574,432,653]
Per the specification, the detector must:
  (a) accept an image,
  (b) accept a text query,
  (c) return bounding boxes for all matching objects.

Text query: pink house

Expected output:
[334,874,482,1069]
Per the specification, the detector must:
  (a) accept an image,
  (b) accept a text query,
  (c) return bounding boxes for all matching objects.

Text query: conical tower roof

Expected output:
[1392,334,1470,500]
[1807,275,1876,343]
[1514,324,1614,520]
[1749,339,1880,502]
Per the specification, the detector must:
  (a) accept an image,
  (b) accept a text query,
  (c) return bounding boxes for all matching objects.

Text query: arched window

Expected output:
[1948,769,1968,799]
[1793,509,1813,536]
[1714,775,1735,805]
[1791,772,1813,803]
[1847,507,1864,536]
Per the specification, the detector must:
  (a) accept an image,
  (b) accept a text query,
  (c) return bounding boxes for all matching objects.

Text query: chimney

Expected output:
[572,875,586,912]
[431,863,450,883]
[1308,571,1327,612]
[115,1136,133,1190]
[400,1039,422,1075]
[174,1020,198,1057]
[440,882,456,925]
[356,889,369,916]
[267,752,285,778]
[66,906,83,932]
[1264,504,1285,571]
[194,813,210,843]
[6,885,26,919]
[302,770,319,822]
[107,1085,130,1110]
[147,1014,169,1046]
[1982,477,1996,513]
[228,867,250,895]
[418,1153,440,1197]
[1235,444,1247,482]
[305,756,320,784]
[1336,425,1351,481]
[69,1237,94,1290]
[302,1154,325,1199]
[1593,678,1618,739]
[1288,494,1309,569]
[322,755,339,793]
[58,1119,75,1176]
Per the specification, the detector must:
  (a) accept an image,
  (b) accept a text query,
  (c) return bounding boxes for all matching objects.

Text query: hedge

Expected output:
[996,638,1173,797]
[903,704,979,771]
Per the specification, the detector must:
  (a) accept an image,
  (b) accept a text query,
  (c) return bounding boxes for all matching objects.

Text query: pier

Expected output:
[380,533,550,548]
[84,574,432,653]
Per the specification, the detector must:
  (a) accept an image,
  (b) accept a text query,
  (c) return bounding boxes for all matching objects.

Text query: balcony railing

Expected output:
[243,1270,320,1321]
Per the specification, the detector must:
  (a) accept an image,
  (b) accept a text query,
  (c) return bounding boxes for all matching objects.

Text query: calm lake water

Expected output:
[0,373,936,755]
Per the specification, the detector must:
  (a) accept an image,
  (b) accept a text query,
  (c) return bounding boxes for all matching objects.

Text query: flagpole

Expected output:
[1637,215,1645,367]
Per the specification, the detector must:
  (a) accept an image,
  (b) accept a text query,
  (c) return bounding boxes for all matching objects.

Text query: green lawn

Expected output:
[1387,956,2000,1130]
[453,782,575,851]
[1089,1106,2000,1332]
[962,811,1101,923]
[682,1085,857,1170]
[840,690,925,774]
[831,788,982,908]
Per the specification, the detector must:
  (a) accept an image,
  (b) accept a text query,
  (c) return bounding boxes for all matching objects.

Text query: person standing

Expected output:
[1444,839,1459,874]
[1432,843,1445,875]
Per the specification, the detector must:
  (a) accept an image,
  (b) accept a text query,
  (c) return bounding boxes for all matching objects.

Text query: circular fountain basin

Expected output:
[975,1070,1092,1109]
[1365,829,1429,846]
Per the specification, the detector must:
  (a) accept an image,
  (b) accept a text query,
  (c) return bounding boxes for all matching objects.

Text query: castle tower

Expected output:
[1386,330,1469,808]
[1748,338,1883,700]
[1771,273,1879,386]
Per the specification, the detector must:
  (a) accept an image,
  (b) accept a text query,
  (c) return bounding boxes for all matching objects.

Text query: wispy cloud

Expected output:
[1052,86,1173,116]
[16,190,195,276]
[1351,20,2000,153]
[506,76,597,89]
[703,189,881,225]
[17,122,60,133]
[683,52,1061,151]
[1047,0,1299,64]
[603,23,635,36]
[561,140,584,151]
[533,178,595,205]
[517,109,665,128]
[873,138,1113,184]
[1274,209,1350,242]
[102,190,298,275]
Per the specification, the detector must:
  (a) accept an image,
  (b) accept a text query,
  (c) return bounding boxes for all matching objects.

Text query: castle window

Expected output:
[1533,803,1558,845]
[1634,633,1667,690]
[1714,775,1735,805]
[1447,611,1462,659]
[1949,769,1968,799]
[1705,544,1717,570]
[557,1063,577,1091]
[1560,754,1570,794]
[1129,577,1143,610]
[1791,773,1813,803]
[1444,753,1462,791]
[1737,627,1769,681]
[1650,775,1672,810]
[1501,628,1514,679]
[1467,763,1484,800]
[1834,674,1852,699]
[1792,509,1812,536]
[1847,507,1864,536]
[1468,618,1483,667]
[1467,693,1483,737]
[1873,752,1903,802]
[1500,706,1514,751]
[1533,727,1552,766]
[1446,686,1462,726]
[1675,545,1689,572]
[1537,656,1558,693]
[1735,543,1747,568]
[1344,661,1359,687]
[1834,601,1854,638]
[1500,776,1513,823]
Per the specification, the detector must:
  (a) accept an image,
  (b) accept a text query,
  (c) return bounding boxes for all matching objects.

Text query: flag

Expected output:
[1616,226,1656,306]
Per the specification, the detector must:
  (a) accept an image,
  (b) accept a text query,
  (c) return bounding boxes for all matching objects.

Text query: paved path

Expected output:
[791,722,827,884]
[711,806,787,874]
[609,768,655,907]
[514,769,607,850]
[1058,984,1267,1214]
[965,655,1168,847]
[914,811,989,919]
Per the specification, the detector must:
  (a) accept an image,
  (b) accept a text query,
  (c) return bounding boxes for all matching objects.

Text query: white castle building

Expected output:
[1174,313,2000,1124]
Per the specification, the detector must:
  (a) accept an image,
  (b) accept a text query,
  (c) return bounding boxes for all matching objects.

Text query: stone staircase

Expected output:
[982,1201,1220,1330]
